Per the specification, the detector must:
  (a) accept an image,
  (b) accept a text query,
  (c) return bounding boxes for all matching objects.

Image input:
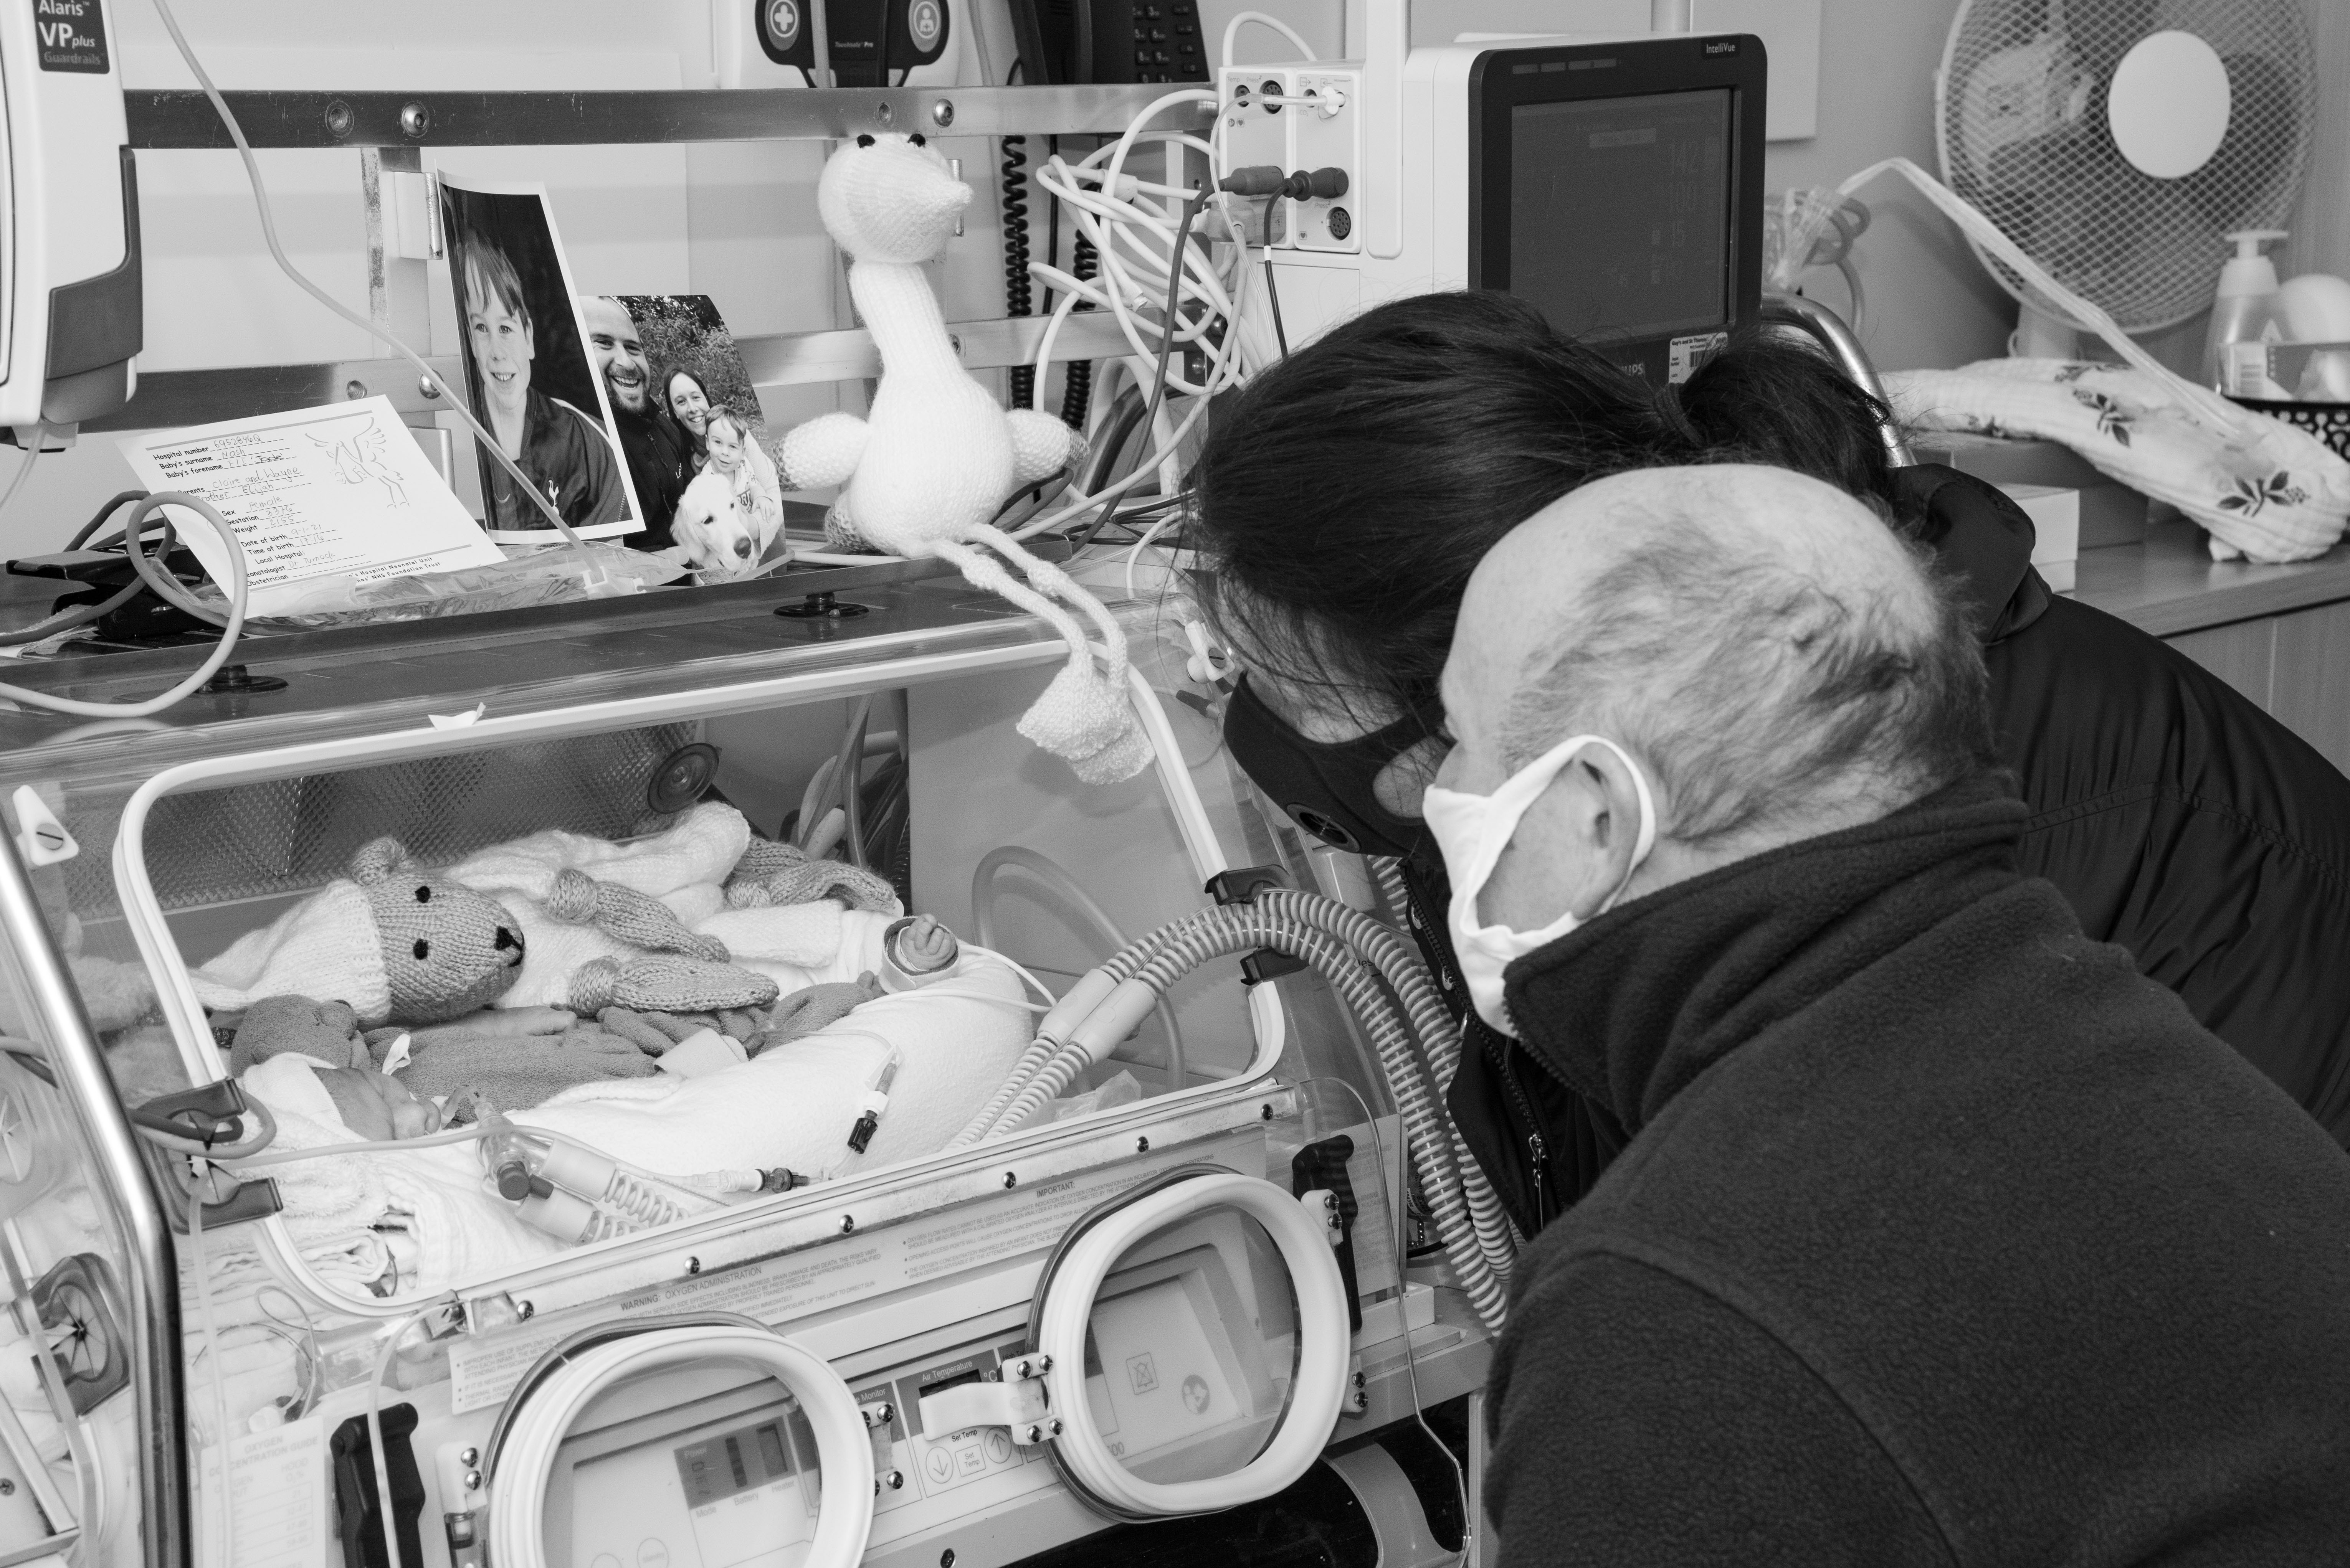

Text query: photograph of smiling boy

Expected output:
[437,181,643,540]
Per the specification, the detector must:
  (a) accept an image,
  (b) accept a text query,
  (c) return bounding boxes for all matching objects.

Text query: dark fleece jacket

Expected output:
[1484,772,2350,1567]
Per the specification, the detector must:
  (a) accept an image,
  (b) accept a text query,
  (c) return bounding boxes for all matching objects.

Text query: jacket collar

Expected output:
[1895,464,2052,644]
[1501,771,2028,1136]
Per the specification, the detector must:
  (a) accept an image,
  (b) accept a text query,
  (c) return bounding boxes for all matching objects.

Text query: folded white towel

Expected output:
[448,802,750,903]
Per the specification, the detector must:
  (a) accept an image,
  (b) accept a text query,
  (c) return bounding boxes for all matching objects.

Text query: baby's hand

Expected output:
[314,1068,443,1142]
[888,915,959,976]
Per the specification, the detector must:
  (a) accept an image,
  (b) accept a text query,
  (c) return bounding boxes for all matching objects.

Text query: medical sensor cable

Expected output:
[0,492,251,718]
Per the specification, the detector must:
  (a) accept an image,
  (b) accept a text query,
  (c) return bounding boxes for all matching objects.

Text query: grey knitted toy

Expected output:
[568,954,781,1014]
[725,837,899,913]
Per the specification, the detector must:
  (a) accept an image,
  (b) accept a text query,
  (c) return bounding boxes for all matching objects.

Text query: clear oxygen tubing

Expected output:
[970,845,1187,1088]
[489,1325,873,1568]
[147,0,596,558]
[974,905,1507,1329]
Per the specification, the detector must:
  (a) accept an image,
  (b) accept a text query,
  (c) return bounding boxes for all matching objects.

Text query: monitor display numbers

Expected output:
[1509,87,1733,342]
[675,1417,797,1509]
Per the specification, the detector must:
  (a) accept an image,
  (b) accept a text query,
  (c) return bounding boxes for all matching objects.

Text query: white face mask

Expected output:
[1421,734,1656,1036]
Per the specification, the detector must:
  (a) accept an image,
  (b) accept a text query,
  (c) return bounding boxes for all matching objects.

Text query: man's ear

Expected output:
[1557,744,1648,919]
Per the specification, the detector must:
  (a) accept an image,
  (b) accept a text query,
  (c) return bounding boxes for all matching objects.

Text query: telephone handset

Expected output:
[1007,0,1205,85]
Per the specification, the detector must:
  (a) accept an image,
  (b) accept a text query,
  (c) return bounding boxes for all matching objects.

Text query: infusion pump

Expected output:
[0,0,139,435]
[1227,27,1767,388]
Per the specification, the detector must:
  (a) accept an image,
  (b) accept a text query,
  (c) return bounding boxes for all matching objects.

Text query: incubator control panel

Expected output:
[549,1222,1294,1566]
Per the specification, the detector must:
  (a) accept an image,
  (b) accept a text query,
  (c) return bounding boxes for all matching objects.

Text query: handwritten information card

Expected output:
[119,398,502,616]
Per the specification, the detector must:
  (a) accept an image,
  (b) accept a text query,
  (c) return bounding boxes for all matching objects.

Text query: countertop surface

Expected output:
[2073,519,2350,638]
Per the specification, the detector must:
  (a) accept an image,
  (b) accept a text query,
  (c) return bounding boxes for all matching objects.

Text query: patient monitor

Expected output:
[1231,23,1766,385]
[0,0,139,436]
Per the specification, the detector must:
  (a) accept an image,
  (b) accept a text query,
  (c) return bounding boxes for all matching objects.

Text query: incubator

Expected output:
[0,569,1488,1568]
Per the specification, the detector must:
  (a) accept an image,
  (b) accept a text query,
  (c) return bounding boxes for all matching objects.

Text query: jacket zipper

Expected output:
[1489,1010,1551,1230]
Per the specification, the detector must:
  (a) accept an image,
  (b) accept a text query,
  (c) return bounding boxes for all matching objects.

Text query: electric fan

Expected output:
[1936,0,2315,351]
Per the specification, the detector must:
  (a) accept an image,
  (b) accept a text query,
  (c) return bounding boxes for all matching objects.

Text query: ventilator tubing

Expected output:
[960,888,1517,1330]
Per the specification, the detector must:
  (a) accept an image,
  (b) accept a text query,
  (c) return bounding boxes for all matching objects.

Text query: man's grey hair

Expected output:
[1501,512,1996,844]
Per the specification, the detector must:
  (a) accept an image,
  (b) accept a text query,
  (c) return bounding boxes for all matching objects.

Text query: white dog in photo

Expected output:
[671,470,772,577]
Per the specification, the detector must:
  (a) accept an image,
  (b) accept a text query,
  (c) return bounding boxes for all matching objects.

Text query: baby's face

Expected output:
[706,420,743,472]
[316,1068,442,1141]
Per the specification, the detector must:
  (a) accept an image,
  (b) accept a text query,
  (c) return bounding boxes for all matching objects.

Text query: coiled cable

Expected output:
[1059,235,1098,430]
[1002,134,1037,410]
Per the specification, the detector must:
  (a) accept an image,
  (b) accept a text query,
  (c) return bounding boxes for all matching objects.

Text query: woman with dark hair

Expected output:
[663,366,717,469]
[1193,289,2350,1232]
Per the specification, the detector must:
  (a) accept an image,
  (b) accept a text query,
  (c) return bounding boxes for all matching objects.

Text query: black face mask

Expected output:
[1222,675,1445,858]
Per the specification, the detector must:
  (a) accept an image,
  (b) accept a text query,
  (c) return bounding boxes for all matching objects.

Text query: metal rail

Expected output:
[125,84,1213,150]
[82,313,1134,433]
[1759,292,1917,467]
[0,834,185,1568]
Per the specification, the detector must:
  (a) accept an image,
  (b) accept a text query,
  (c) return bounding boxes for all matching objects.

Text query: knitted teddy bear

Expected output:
[778,132,1152,787]
[192,838,528,1027]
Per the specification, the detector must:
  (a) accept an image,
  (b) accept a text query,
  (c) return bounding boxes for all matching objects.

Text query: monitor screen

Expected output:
[1507,88,1734,343]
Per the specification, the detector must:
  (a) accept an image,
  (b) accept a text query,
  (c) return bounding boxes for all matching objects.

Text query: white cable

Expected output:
[957,943,1062,1009]
[147,0,600,557]
[1005,89,1259,541]
[0,445,40,522]
[1221,10,1319,66]
[0,492,249,718]
[1301,1075,1473,1566]
[1039,1172,1347,1515]
[489,1327,873,1568]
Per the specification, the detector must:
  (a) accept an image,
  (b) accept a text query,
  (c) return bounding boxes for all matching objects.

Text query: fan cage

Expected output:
[1936,0,2315,333]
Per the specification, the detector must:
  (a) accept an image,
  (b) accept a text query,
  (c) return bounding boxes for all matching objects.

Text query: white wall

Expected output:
[1759,0,2010,373]
[2293,0,2349,284]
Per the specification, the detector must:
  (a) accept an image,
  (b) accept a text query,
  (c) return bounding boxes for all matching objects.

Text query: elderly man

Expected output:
[1435,466,2350,1564]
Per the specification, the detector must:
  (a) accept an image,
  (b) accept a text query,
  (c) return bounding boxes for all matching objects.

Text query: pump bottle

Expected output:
[2203,230,2291,398]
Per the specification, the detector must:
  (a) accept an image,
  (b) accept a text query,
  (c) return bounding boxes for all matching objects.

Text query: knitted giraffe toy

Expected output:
[779,132,1152,785]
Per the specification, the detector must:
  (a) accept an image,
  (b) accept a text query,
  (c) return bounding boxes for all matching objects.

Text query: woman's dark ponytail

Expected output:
[1676,330,1907,527]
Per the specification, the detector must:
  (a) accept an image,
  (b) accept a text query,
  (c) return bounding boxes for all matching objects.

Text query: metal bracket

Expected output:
[917,1366,1056,1445]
